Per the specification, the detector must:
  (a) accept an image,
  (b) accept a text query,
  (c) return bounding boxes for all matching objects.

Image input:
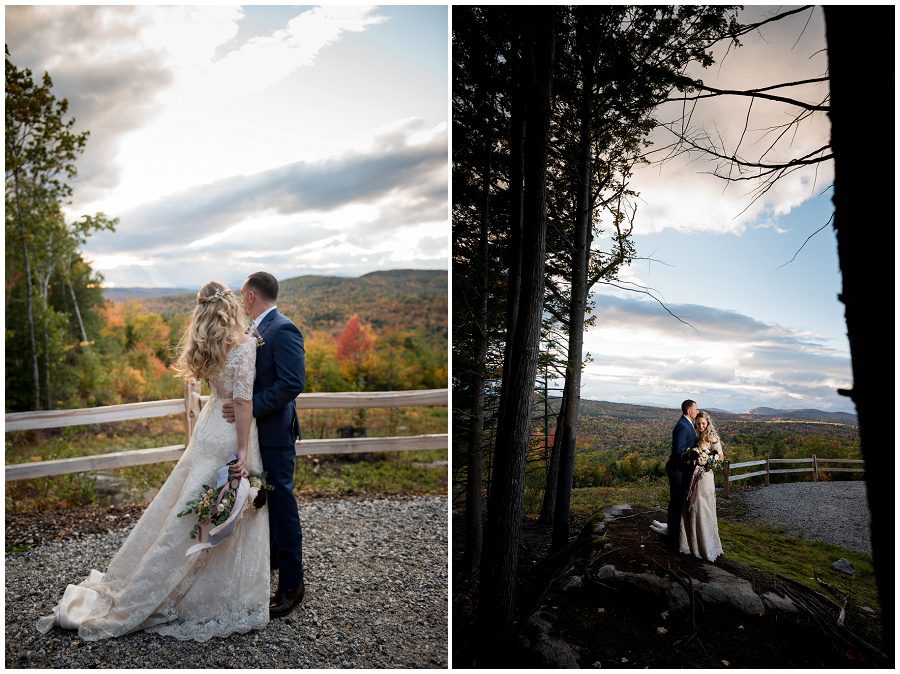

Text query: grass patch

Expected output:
[564,478,670,519]
[5,419,185,513]
[718,518,878,609]
[294,449,447,496]
[6,408,447,512]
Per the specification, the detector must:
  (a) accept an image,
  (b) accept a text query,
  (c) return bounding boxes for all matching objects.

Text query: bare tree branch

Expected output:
[775,212,835,270]
[666,80,829,111]
[596,280,699,334]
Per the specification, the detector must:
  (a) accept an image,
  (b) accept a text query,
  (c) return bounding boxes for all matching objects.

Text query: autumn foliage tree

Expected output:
[336,313,377,428]
[336,313,376,388]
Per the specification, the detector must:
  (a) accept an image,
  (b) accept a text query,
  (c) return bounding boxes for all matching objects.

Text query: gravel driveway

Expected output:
[6,496,447,669]
[729,481,871,556]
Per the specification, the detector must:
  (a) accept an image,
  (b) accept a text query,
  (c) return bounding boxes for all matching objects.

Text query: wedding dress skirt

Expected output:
[36,338,270,641]
[679,469,724,562]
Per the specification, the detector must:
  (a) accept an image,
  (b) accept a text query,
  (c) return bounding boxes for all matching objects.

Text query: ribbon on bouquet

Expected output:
[684,465,704,511]
[185,455,251,556]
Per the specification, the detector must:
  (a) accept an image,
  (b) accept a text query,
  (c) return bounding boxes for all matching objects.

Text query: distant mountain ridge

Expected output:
[745,407,858,424]
[554,397,857,425]
[103,287,193,302]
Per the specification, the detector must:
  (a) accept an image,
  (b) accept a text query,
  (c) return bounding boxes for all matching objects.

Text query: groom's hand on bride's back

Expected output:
[222,401,235,423]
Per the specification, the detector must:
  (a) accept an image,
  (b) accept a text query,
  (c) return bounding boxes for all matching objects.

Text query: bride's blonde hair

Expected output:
[695,410,720,447]
[173,281,248,383]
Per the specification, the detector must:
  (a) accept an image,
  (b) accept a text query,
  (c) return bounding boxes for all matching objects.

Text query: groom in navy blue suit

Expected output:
[665,399,698,552]
[224,271,306,618]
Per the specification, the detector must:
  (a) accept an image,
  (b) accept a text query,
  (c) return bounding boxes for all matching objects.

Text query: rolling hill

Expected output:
[539,398,857,427]
[517,397,860,463]
[109,269,448,341]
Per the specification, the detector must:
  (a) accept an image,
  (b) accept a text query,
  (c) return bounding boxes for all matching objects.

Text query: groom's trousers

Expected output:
[665,460,688,551]
[261,444,305,590]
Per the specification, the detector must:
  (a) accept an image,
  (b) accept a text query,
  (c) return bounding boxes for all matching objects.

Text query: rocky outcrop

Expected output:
[516,504,873,668]
[524,612,580,668]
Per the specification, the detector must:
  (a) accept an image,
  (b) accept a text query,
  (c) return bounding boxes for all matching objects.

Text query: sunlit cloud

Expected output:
[5,5,448,287]
[578,294,853,412]
[632,6,831,237]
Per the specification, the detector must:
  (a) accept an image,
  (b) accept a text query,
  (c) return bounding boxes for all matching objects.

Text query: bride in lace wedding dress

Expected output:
[37,281,269,642]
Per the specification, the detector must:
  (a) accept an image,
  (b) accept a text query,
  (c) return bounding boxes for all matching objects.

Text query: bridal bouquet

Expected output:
[698,445,723,472]
[685,443,723,472]
[177,456,272,553]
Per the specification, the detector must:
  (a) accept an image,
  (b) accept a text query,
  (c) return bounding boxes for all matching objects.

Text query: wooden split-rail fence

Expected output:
[5,382,448,481]
[722,455,865,497]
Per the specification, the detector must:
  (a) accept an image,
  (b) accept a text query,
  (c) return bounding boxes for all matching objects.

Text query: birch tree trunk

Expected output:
[68,280,89,344]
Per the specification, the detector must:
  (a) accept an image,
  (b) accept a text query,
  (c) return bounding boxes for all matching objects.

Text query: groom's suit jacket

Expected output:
[252,308,306,447]
[670,416,696,466]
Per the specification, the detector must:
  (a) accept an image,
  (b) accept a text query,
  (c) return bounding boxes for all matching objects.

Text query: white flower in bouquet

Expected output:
[217,503,226,512]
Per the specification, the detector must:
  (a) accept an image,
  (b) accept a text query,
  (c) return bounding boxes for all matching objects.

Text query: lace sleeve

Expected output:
[231,338,256,401]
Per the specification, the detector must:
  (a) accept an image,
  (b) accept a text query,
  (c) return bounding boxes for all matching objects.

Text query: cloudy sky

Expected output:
[577,6,854,413]
[8,6,854,414]
[5,5,448,289]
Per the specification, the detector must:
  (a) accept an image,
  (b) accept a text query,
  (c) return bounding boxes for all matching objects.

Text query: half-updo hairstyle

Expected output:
[694,410,720,448]
[173,281,248,384]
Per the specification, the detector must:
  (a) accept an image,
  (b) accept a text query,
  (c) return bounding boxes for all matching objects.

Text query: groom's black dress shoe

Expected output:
[270,584,305,618]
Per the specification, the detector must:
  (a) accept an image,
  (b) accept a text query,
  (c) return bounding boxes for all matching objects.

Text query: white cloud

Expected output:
[199,5,387,98]
[6,5,401,216]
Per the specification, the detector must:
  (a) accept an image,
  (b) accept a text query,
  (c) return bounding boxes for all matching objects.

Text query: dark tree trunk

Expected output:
[492,22,527,474]
[824,7,894,661]
[551,20,594,552]
[12,169,41,410]
[479,7,556,642]
[464,123,492,574]
[539,388,566,522]
[505,28,526,357]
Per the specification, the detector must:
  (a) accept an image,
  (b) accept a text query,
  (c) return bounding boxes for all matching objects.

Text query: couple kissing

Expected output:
[652,399,725,562]
[38,271,306,641]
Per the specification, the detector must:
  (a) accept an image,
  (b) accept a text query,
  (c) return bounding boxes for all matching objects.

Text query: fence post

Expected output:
[723,461,730,498]
[184,380,201,446]
[765,457,770,486]
[812,453,818,482]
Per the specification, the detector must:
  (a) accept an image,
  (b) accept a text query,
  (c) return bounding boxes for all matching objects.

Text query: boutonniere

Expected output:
[248,324,265,348]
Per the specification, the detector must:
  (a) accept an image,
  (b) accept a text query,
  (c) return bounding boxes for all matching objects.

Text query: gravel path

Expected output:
[729,481,871,556]
[6,496,447,669]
